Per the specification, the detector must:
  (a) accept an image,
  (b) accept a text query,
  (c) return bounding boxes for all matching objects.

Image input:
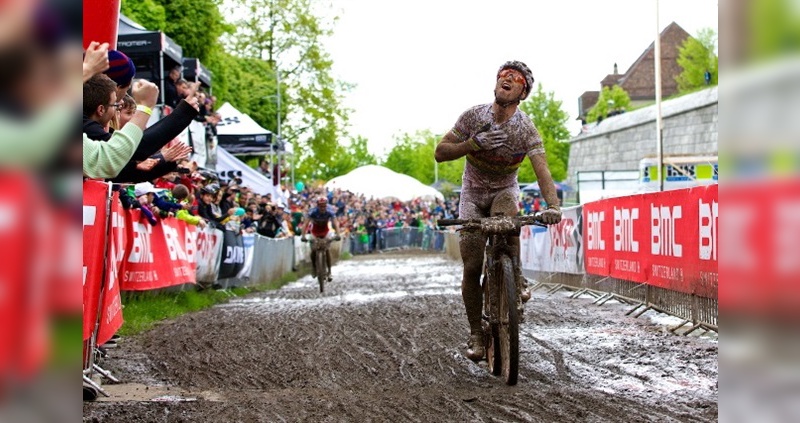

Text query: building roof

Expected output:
[570,86,717,142]
[578,22,694,115]
[616,22,691,100]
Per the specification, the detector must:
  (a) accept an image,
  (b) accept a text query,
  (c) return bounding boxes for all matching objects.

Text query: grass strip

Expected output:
[117,272,300,337]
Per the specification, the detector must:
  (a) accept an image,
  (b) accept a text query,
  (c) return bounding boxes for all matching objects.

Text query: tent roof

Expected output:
[325,165,444,202]
[182,57,212,87]
[215,102,277,155]
[117,14,182,63]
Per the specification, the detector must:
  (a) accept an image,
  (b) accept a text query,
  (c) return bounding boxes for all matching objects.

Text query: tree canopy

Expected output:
[120,0,352,171]
[518,83,570,182]
[676,28,719,93]
[586,85,631,123]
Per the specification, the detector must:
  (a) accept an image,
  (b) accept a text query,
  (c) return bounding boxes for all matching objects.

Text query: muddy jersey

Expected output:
[308,205,336,236]
[451,104,544,191]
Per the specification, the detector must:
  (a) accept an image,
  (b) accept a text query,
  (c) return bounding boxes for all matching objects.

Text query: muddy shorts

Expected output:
[458,185,520,220]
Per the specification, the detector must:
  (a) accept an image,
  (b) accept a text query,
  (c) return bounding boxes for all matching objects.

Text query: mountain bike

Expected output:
[439,213,546,385]
[305,235,340,293]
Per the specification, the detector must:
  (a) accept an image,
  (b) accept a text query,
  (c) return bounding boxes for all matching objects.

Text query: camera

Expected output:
[177,167,191,174]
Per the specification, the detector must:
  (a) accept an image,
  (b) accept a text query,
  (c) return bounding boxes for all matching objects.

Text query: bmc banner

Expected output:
[120,210,198,290]
[520,206,584,274]
[96,191,126,345]
[583,184,718,298]
[82,181,108,341]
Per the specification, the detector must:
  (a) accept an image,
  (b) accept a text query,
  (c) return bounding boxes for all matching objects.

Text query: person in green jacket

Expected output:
[172,184,207,228]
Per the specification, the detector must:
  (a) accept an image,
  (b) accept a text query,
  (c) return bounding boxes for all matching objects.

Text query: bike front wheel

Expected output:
[316,250,326,293]
[498,255,519,385]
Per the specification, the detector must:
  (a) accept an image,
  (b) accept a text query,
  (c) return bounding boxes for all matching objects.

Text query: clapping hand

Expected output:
[160,142,193,162]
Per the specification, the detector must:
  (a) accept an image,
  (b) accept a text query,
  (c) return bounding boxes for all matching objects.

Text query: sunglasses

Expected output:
[498,69,526,86]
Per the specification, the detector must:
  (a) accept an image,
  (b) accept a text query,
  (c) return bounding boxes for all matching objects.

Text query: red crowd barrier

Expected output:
[121,210,198,291]
[83,181,201,348]
[583,184,718,299]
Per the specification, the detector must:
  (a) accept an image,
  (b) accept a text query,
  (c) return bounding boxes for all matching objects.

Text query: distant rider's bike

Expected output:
[304,235,340,293]
[439,213,546,386]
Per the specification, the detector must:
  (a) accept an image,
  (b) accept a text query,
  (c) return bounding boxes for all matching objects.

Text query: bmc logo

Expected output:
[163,225,187,262]
[698,199,718,261]
[651,204,683,257]
[587,211,605,251]
[128,222,154,263]
[614,207,639,252]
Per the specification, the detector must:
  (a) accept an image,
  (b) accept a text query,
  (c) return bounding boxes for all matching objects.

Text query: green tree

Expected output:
[121,0,230,63]
[586,85,631,123]
[383,131,465,186]
[676,28,719,93]
[518,83,571,182]
[296,136,377,182]
[221,0,352,165]
[120,0,166,31]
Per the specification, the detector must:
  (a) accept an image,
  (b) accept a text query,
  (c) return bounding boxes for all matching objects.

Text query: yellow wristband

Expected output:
[136,105,153,116]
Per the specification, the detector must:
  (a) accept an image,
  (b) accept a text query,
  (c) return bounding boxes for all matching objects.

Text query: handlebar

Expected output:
[437,213,546,234]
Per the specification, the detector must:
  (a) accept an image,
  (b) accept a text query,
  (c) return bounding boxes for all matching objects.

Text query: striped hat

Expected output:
[104,50,136,88]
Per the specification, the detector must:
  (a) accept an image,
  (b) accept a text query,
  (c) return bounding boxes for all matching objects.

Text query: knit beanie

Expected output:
[104,50,136,87]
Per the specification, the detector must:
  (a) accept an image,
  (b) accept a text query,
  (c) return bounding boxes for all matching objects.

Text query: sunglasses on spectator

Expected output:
[107,102,123,109]
[498,69,526,86]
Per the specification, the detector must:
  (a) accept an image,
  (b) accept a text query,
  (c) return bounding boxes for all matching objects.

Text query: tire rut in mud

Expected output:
[84,251,717,422]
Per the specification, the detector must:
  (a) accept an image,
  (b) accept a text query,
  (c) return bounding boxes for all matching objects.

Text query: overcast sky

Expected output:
[323,0,718,157]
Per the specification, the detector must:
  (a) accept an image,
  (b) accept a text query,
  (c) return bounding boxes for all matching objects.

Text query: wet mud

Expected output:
[84,251,717,422]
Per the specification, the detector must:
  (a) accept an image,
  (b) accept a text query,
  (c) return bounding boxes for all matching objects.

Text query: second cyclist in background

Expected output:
[301,196,342,281]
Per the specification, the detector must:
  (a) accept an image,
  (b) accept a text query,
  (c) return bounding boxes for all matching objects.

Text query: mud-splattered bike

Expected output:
[439,213,546,385]
[304,236,340,293]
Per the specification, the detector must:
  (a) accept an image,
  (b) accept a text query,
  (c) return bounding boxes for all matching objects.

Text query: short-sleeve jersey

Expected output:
[308,205,336,235]
[451,104,545,191]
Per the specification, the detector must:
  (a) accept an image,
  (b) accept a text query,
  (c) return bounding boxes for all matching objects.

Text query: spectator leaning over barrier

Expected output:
[172,184,206,228]
[112,94,136,130]
[133,182,162,225]
[84,87,199,183]
[197,183,228,230]
[83,74,119,134]
[256,203,282,238]
[83,79,160,178]
[273,204,293,238]
[103,50,136,108]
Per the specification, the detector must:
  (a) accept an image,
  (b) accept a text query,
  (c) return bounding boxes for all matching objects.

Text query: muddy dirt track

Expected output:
[84,251,717,422]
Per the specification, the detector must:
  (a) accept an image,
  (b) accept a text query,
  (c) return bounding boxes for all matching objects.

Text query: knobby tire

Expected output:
[499,255,519,385]
[316,249,326,293]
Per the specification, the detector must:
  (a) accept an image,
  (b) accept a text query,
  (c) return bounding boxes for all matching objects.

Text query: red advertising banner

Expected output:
[583,185,718,298]
[82,181,108,341]
[721,180,800,317]
[96,192,126,346]
[120,210,197,291]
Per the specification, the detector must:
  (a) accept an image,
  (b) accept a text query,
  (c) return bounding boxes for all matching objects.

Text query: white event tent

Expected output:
[325,165,444,202]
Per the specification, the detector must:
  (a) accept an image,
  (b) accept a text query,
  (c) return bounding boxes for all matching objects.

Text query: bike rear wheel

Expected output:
[498,255,519,385]
[316,249,326,293]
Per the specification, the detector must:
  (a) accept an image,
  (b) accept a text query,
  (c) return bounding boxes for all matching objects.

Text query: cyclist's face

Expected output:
[495,69,526,102]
